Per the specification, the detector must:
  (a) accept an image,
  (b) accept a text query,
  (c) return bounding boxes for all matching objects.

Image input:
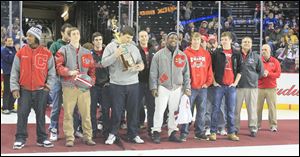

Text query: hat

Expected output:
[167,32,178,39]
[201,21,208,24]
[27,25,42,42]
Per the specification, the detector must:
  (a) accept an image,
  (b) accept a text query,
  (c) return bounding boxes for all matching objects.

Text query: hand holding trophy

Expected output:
[111,19,136,71]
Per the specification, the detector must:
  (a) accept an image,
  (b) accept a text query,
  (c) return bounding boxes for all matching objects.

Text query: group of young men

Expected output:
[1,23,281,150]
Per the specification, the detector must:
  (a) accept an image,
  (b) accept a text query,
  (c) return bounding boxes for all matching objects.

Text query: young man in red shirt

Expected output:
[180,32,213,141]
[257,44,281,132]
[209,32,242,141]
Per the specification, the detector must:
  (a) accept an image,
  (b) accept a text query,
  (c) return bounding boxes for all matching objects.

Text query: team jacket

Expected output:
[55,44,96,88]
[184,46,213,89]
[10,45,56,91]
[149,47,191,91]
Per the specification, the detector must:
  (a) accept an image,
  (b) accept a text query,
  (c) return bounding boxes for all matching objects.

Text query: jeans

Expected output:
[211,86,237,134]
[180,88,207,135]
[15,89,48,143]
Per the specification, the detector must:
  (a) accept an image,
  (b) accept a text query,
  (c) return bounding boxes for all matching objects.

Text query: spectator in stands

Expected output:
[235,37,264,137]
[150,32,191,144]
[145,27,156,41]
[285,29,299,45]
[263,12,278,30]
[268,25,284,52]
[257,44,281,132]
[55,27,96,147]
[10,25,56,149]
[199,21,209,37]
[277,43,298,72]
[1,37,17,114]
[178,31,189,51]
[183,1,193,20]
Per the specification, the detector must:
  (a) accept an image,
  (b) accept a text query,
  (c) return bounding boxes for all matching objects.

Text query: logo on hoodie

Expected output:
[81,54,94,68]
[159,73,169,84]
[174,54,186,68]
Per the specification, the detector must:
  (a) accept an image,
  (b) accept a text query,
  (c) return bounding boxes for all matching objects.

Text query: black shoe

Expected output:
[194,133,208,140]
[152,131,160,144]
[250,131,257,137]
[168,131,182,143]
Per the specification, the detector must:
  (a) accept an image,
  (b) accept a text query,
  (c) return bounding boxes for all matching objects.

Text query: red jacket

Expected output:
[258,56,281,88]
[10,45,56,91]
[184,47,213,89]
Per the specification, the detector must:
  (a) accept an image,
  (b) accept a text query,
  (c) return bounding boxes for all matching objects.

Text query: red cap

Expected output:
[201,35,208,42]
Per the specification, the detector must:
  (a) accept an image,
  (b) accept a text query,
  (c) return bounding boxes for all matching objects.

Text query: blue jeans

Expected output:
[205,87,227,129]
[48,77,81,134]
[211,86,237,134]
[180,88,207,135]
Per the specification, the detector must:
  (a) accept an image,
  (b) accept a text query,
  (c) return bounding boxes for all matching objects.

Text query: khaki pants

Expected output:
[62,87,92,142]
[235,88,258,133]
[257,88,277,128]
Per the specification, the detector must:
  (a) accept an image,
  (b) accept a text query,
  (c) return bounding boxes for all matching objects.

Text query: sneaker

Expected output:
[194,133,208,140]
[105,133,116,145]
[10,109,17,113]
[131,136,144,144]
[179,133,188,142]
[74,131,83,138]
[250,131,257,137]
[228,133,239,141]
[120,123,127,129]
[83,139,96,146]
[205,128,211,136]
[152,131,160,144]
[220,129,227,136]
[168,131,182,143]
[65,140,74,147]
[37,140,54,148]
[13,141,25,150]
[49,132,58,141]
[270,126,277,132]
[209,133,217,141]
[2,109,11,114]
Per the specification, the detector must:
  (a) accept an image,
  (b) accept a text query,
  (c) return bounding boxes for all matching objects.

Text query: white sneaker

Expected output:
[205,128,211,136]
[75,131,84,138]
[220,129,227,136]
[37,140,54,148]
[50,132,58,141]
[105,133,116,145]
[132,136,144,144]
[13,141,25,150]
[270,126,277,132]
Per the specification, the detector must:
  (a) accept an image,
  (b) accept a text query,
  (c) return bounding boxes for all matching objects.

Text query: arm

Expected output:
[10,54,20,92]
[101,44,120,68]
[182,55,191,91]
[204,54,214,87]
[55,49,71,76]
[256,55,265,79]
[88,57,96,85]
[46,55,57,90]
[268,59,281,79]
[149,54,159,90]
[231,53,243,87]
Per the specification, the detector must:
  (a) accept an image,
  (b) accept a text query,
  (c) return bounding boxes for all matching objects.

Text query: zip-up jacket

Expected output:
[212,47,243,85]
[1,46,17,74]
[237,50,264,88]
[55,44,96,88]
[258,56,281,88]
[10,45,56,91]
[91,49,109,86]
[149,47,191,91]
[137,43,156,83]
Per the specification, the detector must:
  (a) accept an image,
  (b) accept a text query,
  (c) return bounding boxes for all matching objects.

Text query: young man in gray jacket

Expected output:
[149,32,191,144]
[101,26,145,145]
[235,37,264,137]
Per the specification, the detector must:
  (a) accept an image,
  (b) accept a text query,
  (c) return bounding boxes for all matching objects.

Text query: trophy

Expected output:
[111,19,136,71]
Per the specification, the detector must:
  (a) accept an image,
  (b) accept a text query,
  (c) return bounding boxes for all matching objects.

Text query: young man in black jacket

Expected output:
[209,32,242,141]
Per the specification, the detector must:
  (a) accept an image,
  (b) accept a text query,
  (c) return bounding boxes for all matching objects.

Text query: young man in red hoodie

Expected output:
[180,32,213,141]
[257,44,281,132]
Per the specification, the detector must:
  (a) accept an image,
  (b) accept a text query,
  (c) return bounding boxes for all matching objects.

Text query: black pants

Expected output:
[138,82,155,134]
[15,88,48,143]
[109,83,139,139]
[2,74,16,110]
[90,84,112,136]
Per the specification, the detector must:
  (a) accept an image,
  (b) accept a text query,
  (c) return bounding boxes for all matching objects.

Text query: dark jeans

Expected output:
[211,86,237,134]
[90,84,112,136]
[15,88,48,143]
[109,83,140,139]
[181,88,207,135]
[138,82,155,134]
[2,74,16,110]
